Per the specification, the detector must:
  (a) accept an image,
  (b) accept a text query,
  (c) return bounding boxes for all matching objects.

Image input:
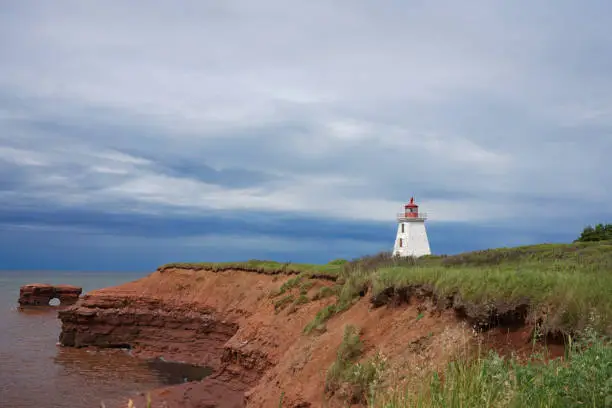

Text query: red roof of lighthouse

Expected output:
[404,197,418,208]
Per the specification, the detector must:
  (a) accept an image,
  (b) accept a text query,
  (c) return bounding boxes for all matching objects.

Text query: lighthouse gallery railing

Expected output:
[396,212,428,219]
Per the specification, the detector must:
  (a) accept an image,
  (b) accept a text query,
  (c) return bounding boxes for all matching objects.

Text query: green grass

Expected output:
[273,294,296,313]
[295,294,310,305]
[372,330,612,408]
[299,280,316,295]
[273,275,304,297]
[311,285,340,301]
[304,304,338,334]
[302,277,366,334]
[372,262,612,332]
[158,259,343,278]
[160,241,612,337]
[325,325,387,404]
[303,241,612,336]
[303,265,371,333]
[326,325,364,390]
[369,242,612,334]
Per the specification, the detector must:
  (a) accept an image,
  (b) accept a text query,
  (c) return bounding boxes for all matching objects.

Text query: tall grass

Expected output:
[158,259,343,278]
[372,261,612,333]
[325,325,388,404]
[304,241,612,336]
[372,329,612,408]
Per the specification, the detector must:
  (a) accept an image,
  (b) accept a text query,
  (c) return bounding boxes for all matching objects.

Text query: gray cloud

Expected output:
[0,0,611,232]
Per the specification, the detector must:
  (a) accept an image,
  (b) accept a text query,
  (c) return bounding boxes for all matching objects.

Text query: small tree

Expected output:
[575,223,612,242]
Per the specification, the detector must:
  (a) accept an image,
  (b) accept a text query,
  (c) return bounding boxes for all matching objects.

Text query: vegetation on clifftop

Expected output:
[306,241,612,336]
[312,239,612,407]
[137,237,612,408]
[161,240,612,336]
[158,259,343,278]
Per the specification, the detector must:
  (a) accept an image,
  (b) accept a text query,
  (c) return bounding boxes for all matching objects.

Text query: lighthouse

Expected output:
[393,197,431,257]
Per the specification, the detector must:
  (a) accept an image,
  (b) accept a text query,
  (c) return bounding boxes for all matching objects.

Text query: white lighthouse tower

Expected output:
[393,197,431,257]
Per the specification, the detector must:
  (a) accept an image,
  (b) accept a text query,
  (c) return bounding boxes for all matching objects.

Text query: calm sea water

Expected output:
[0,270,211,408]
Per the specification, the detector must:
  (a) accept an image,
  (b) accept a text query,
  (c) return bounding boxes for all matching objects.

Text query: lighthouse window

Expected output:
[399,238,403,247]
[401,223,405,233]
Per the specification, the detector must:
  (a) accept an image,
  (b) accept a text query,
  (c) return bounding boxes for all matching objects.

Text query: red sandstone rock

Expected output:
[19,283,82,307]
[58,268,556,408]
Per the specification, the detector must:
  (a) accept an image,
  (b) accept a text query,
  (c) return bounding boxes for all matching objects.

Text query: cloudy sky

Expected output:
[1,1,610,271]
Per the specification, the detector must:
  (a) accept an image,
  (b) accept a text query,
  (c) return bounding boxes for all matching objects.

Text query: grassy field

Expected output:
[303,241,612,336]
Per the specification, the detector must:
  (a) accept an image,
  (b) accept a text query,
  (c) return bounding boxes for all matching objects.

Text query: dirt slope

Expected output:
[58,267,550,408]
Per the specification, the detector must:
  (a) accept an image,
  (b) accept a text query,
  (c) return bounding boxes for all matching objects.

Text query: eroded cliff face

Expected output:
[58,268,341,407]
[57,268,479,408]
[59,295,238,367]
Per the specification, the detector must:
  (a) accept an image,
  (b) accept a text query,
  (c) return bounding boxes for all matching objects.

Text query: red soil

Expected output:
[58,268,563,408]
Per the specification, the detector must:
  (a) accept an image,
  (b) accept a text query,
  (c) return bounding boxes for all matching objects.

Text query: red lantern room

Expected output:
[404,197,419,218]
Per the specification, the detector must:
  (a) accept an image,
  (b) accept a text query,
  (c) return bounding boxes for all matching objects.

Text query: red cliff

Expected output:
[57,267,553,408]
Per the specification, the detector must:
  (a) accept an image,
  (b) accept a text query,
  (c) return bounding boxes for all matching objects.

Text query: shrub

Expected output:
[576,223,612,243]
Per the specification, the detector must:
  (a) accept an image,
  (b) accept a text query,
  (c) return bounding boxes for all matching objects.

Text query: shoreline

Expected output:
[55,242,612,407]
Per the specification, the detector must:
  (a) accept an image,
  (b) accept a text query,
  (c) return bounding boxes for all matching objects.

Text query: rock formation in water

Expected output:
[19,283,82,307]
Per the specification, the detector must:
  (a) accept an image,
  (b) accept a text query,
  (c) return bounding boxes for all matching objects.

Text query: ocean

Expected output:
[0,270,210,408]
